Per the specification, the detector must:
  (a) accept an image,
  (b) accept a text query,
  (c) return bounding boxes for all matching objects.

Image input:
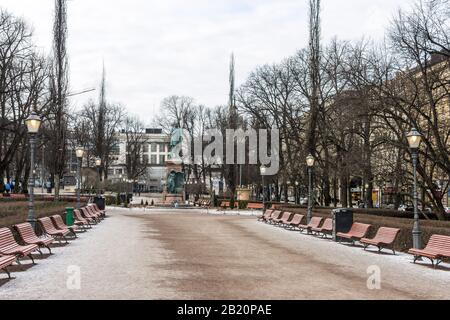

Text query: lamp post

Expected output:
[260,166,267,209]
[95,158,101,197]
[119,174,123,205]
[365,183,370,208]
[407,128,423,249]
[75,147,85,210]
[25,113,42,229]
[306,154,315,224]
[41,146,45,195]
[295,181,300,204]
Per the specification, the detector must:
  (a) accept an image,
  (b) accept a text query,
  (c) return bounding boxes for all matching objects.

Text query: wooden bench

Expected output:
[38,217,72,244]
[278,212,294,226]
[14,223,54,255]
[408,234,450,268]
[311,218,333,238]
[220,202,231,210]
[86,206,103,221]
[0,255,16,279]
[361,227,401,255]
[74,209,94,227]
[258,209,273,222]
[285,214,305,230]
[337,223,371,245]
[267,211,283,224]
[272,212,289,225]
[298,217,323,233]
[93,204,106,216]
[81,207,100,223]
[51,215,78,238]
[267,210,283,224]
[247,203,264,210]
[0,227,39,264]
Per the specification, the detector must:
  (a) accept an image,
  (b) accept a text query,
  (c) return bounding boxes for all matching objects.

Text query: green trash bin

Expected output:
[66,207,74,227]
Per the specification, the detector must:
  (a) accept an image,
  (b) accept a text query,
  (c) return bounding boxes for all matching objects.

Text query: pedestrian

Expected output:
[4,182,11,194]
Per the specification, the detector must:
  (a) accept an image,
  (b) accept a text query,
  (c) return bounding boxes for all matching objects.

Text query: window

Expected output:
[143,154,149,164]
[159,143,166,153]
[116,169,123,175]
[111,143,120,155]
[151,144,157,153]
[151,155,157,164]
[143,144,149,153]
[159,155,166,165]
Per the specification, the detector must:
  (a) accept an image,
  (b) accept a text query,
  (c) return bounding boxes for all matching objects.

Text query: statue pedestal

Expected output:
[164,159,185,204]
[163,193,184,204]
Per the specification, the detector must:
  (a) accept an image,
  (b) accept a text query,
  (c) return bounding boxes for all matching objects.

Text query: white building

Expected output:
[108,128,170,193]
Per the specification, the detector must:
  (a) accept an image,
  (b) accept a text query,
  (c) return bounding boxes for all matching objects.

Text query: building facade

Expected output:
[108,128,170,193]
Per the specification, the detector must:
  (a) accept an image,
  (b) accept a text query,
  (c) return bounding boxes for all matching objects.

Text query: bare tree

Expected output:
[0,10,50,192]
[123,116,149,181]
[306,0,322,156]
[46,0,69,199]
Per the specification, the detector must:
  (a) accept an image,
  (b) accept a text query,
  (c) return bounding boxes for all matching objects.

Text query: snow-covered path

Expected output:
[1,208,449,300]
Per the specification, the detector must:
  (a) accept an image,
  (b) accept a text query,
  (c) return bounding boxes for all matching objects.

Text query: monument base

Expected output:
[163,193,184,205]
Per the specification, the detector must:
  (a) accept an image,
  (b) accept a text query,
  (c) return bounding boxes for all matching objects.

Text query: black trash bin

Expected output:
[332,208,354,242]
[127,193,133,204]
[94,196,105,210]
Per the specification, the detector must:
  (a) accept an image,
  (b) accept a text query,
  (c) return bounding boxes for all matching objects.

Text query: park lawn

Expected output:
[0,201,74,228]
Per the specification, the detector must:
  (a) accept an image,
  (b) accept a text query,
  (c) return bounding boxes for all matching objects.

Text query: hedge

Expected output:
[0,195,89,203]
[0,201,79,229]
[275,206,450,253]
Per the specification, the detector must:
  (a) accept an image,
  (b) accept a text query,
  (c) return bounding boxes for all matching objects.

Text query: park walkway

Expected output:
[1,208,449,300]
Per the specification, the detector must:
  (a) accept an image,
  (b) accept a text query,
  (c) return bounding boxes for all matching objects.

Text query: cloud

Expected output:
[1,0,411,123]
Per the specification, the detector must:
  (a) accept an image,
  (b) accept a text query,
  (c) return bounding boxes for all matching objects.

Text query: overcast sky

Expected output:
[0,0,412,123]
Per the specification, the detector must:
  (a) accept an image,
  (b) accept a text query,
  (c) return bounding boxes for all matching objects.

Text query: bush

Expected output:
[0,201,73,228]
[236,200,249,209]
[104,195,116,206]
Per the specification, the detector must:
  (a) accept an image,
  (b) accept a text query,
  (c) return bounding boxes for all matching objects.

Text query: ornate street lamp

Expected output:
[306,154,315,224]
[119,174,123,204]
[260,166,267,209]
[25,113,42,229]
[407,128,423,249]
[95,158,101,197]
[75,147,85,210]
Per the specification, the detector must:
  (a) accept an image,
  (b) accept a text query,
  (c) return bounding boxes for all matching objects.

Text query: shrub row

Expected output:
[0,195,89,203]
[0,201,78,228]
[275,206,450,252]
